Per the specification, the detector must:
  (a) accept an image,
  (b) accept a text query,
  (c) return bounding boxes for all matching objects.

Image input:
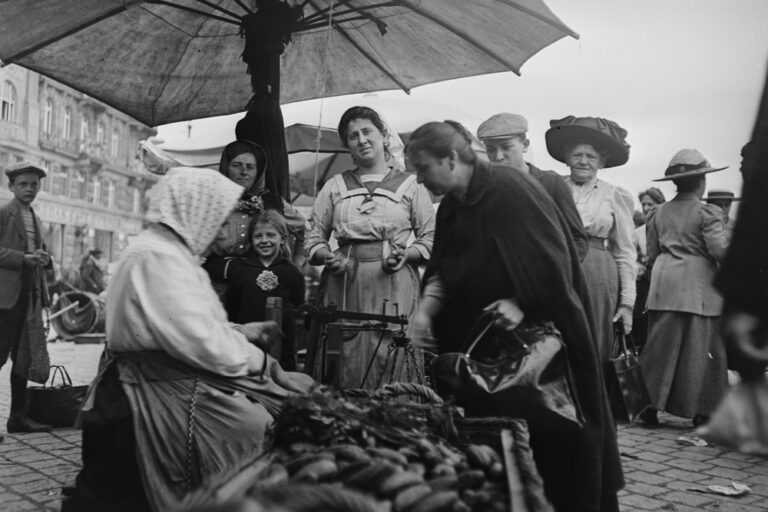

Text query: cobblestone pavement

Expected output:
[1,342,767,511]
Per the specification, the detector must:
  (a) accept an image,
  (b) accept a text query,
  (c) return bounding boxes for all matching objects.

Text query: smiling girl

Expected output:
[226,210,305,369]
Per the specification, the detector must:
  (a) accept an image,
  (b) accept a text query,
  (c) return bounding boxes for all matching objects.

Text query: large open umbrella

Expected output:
[0,0,577,194]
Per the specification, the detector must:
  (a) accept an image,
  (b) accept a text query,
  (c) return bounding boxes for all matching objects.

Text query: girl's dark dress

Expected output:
[226,256,305,369]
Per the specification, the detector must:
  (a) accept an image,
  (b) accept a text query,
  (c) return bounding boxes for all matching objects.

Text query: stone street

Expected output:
[1,342,766,511]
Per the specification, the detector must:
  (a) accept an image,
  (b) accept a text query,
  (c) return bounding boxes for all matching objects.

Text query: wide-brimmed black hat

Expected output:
[653,149,728,182]
[545,115,630,168]
[4,161,47,180]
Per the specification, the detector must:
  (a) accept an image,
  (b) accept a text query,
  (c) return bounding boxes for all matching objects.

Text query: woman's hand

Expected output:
[613,305,633,334]
[324,253,349,275]
[483,298,524,331]
[234,320,283,350]
[411,307,438,349]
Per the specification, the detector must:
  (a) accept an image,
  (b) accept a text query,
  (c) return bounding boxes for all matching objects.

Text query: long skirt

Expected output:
[581,243,619,364]
[320,244,424,389]
[641,311,727,418]
[67,351,312,511]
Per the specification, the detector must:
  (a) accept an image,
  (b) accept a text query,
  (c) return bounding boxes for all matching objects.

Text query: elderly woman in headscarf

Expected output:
[639,150,729,427]
[66,168,313,512]
[204,140,307,299]
[305,106,435,389]
[545,116,637,370]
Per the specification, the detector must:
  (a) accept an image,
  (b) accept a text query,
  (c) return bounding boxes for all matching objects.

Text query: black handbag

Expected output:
[27,365,89,428]
[608,323,652,422]
[431,313,584,431]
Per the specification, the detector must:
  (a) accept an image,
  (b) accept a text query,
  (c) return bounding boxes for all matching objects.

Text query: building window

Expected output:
[43,98,53,134]
[90,178,100,205]
[107,180,116,209]
[132,187,142,214]
[71,170,86,200]
[62,107,72,140]
[80,117,89,139]
[50,164,69,196]
[111,129,120,158]
[97,122,105,145]
[1,81,17,122]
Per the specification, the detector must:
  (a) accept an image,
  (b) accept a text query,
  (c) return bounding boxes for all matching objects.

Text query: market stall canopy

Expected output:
[0,0,579,127]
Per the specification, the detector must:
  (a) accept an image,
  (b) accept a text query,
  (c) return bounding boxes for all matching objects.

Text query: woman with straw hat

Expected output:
[639,149,730,427]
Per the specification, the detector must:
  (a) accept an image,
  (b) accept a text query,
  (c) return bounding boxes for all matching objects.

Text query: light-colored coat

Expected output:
[646,193,728,316]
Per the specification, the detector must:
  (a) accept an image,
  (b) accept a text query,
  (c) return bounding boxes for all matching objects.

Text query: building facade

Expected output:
[0,64,157,282]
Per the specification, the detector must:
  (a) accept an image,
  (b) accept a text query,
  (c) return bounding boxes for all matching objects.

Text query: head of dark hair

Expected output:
[672,175,704,193]
[337,106,388,148]
[638,187,666,205]
[406,120,476,164]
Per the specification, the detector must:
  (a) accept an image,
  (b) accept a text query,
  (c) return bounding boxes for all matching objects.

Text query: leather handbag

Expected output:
[431,313,584,431]
[608,323,652,422]
[27,365,89,428]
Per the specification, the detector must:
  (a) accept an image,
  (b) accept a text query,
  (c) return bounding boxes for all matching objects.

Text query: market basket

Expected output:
[179,384,553,512]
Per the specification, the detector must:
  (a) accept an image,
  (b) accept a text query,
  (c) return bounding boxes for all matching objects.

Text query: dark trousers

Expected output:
[0,274,30,416]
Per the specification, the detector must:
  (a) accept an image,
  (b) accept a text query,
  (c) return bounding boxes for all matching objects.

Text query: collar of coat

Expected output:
[337,168,414,201]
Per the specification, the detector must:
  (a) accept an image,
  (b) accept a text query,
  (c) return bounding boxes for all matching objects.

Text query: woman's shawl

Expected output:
[425,160,622,509]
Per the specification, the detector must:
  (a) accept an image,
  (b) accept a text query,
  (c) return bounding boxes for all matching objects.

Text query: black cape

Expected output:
[425,160,623,511]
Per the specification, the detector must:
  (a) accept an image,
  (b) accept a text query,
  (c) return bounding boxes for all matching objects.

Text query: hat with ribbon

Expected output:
[477,113,529,139]
[653,149,728,182]
[4,161,47,180]
[704,188,740,202]
[545,115,630,168]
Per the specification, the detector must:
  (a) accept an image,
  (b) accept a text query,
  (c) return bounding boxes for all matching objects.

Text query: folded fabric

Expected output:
[697,379,768,455]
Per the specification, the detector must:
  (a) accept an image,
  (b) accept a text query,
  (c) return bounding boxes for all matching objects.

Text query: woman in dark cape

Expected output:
[408,121,623,512]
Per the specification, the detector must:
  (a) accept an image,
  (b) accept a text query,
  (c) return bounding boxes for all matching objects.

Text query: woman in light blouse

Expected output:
[305,106,435,389]
[545,116,636,368]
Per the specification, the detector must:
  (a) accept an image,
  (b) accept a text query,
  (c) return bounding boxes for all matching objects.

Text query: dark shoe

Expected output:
[7,414,52,433]
[0,433,4,442]
[638,408,659,426]
[692,415,709,428]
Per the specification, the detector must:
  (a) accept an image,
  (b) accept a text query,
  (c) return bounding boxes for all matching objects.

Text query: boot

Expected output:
[7,414,52,433]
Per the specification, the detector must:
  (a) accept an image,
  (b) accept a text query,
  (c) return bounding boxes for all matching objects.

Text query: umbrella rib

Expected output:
[298,15,371,32]
[229,0,254,15]
[305,0,411,93]
[1,5,130,62]
[391,0,521,75]
[299,2,395,27]
[192,0,245,21]
[147,1,241,25]
[495,0,580,39]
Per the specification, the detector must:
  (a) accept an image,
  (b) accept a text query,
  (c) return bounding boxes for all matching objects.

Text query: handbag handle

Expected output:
[463,310,529,357]
[47,365,74,388]
[613,322,639,358]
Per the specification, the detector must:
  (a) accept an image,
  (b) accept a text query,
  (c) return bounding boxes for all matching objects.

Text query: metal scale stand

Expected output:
[299,301,423,389]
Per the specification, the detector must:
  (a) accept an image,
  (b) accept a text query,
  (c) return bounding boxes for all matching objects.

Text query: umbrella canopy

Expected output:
[0,0,578,127]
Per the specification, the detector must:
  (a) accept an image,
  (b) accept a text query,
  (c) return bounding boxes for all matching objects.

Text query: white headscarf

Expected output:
[146,167,243,256]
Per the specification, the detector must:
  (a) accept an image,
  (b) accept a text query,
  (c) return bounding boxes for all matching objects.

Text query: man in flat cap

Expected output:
[705,189,739,241]
[477,113,588,260]
[0,162,53,436]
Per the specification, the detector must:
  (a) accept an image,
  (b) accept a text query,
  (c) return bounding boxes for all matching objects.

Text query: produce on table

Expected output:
[183,384,545,512]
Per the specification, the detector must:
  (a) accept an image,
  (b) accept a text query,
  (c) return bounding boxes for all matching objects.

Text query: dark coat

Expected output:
[425,160,622,511]
[715,64,768,374]
[528,163,589,261]
[0,198,45,309]
[80,257,106,294]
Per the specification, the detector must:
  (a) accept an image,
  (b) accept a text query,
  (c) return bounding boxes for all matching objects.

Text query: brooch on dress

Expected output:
[256,270,279,291]
[237,194,265,214]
